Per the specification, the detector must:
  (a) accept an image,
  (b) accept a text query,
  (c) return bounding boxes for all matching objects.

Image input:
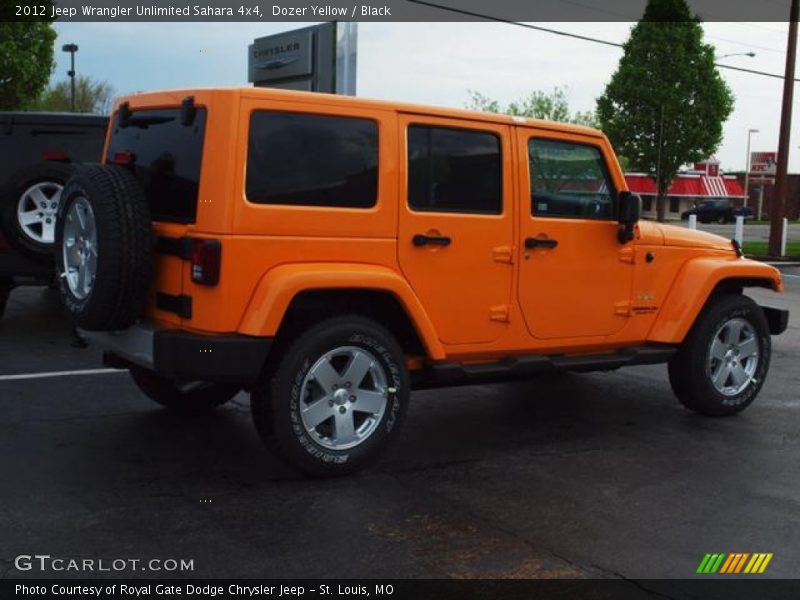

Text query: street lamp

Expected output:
[744,128,759,208]
[61,43,79,112]
[717,52,756,60]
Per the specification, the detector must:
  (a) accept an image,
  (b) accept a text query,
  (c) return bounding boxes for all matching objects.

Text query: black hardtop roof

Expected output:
[0,112,109,128]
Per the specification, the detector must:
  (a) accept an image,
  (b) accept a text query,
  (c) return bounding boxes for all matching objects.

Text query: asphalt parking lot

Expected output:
[1,269,798,580]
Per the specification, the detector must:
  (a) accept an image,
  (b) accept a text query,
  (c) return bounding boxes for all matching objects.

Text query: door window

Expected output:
[407,125,502,214]
[529,139,614,219]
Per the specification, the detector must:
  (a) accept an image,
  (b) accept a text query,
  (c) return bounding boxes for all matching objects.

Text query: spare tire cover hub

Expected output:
[61,196,97,300]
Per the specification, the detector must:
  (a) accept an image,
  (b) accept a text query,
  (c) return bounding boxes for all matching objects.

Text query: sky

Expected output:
[50,20,800,172]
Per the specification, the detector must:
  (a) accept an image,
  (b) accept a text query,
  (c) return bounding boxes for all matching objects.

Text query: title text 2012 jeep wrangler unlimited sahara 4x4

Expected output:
[56,88,788,476]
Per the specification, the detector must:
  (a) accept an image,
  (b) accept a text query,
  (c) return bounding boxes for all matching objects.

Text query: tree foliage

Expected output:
[0,21,57,110]
[466,87,599,128]
[30,76,115,114]
[596,0,734,221]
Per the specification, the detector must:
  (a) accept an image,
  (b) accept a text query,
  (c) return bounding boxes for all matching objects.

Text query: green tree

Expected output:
[30,76,115,114]
[0,21,57,110]
[596,0,734,221]
[466,87,599,128]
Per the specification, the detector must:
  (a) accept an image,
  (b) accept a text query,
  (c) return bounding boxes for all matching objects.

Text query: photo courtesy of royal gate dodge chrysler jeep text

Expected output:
[54,87,788,476]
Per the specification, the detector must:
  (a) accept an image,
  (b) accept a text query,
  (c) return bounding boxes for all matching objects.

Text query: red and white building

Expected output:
[624,158,746,220]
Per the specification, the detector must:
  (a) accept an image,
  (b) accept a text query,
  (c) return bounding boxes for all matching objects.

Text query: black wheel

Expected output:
[129,365,240,413]
[0,162,75,260]
[717,216,727,224]
[54,165,153,331]
[251,316,410,477]
[668,294,771,416]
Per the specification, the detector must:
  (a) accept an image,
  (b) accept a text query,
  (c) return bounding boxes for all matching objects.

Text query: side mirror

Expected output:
[617,191,641,244]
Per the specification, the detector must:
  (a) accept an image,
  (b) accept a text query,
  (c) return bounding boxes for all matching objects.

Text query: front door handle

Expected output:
[413,234,452,247]
[525,237,558,249]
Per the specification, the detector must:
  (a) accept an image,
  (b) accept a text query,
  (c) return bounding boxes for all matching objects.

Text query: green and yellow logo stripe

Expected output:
[697,553,773,574]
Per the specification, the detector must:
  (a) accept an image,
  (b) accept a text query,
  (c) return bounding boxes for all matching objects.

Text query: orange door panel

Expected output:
[397,114,514,345]
[516,129,634,339]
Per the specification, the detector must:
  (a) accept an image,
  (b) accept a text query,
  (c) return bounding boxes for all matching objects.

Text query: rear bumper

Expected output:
[81,324,273,385]
[0,248,52,283]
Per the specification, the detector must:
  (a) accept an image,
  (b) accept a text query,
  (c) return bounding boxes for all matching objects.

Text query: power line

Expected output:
[407,0,800,82]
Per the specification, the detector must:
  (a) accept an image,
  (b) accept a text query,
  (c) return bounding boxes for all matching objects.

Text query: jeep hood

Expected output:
[641,222,735,252]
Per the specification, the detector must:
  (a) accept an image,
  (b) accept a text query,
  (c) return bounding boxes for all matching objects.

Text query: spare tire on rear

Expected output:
[55,164,153,331]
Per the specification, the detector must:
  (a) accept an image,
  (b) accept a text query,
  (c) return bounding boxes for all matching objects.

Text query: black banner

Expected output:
[5,579,800,600]
[3,0,799,23]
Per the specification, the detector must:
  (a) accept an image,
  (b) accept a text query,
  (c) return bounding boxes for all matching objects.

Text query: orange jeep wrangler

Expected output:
[55,88,788,476]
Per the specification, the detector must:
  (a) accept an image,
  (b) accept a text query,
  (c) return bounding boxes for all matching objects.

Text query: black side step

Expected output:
[413,345,677,389]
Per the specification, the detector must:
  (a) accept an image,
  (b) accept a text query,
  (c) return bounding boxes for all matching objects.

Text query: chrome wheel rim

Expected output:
[61,197,97,300]
[299,346,389,451]
[707,317,759,396]
[17,181,64,244]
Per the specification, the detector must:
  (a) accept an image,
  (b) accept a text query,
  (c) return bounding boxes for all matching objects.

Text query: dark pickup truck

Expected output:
[681,198,755,224]
[0,112,108,318]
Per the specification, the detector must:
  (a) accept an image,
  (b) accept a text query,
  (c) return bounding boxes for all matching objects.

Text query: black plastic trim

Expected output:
[152,330,273,385]
[156,293,192,319]
[762,306,789,335]
[180,96,197,126]
[155,236,192,260]
[412,344,677,389]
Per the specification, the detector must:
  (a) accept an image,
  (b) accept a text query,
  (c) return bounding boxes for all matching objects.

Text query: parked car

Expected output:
[0,112,108,262]
[58,88,787,476]
[681,199,754,224]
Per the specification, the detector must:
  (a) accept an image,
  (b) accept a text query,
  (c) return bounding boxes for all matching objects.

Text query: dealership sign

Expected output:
[248,23,357,95]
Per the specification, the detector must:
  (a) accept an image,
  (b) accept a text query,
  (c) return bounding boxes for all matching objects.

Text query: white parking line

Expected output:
[0,368,126,382]
[783,274,800,279]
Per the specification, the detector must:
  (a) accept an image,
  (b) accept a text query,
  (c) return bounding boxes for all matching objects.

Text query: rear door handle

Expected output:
[525,237,558,249]
[413,234,452,247]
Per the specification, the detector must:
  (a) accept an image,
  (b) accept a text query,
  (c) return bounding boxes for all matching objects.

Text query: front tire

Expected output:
[668,294,770,416]
[129,365,240,413]
[251,316,410,476]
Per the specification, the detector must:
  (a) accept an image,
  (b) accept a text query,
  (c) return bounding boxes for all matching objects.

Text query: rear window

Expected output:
[245,111,379,208]
[105,107,206,223]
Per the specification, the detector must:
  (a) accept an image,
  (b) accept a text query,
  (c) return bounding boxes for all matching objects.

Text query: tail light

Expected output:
[42,151,69,162]
[113,151,135,166]
[190,239,221,286]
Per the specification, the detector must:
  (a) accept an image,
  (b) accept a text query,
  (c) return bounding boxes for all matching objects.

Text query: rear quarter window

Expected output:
[245,111,379,208]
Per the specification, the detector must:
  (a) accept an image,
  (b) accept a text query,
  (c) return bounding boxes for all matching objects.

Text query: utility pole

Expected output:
[770,0,798,256]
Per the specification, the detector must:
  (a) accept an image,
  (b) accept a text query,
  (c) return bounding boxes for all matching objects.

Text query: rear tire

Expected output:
[251,316,410,477]
[1,162,75,260]
[129,366,240,413]
[54,165,152,331]
[668,294,770,416]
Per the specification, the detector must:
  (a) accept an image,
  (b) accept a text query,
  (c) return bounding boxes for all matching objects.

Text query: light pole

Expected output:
[744,128,758,208]
[61,43,79,112]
